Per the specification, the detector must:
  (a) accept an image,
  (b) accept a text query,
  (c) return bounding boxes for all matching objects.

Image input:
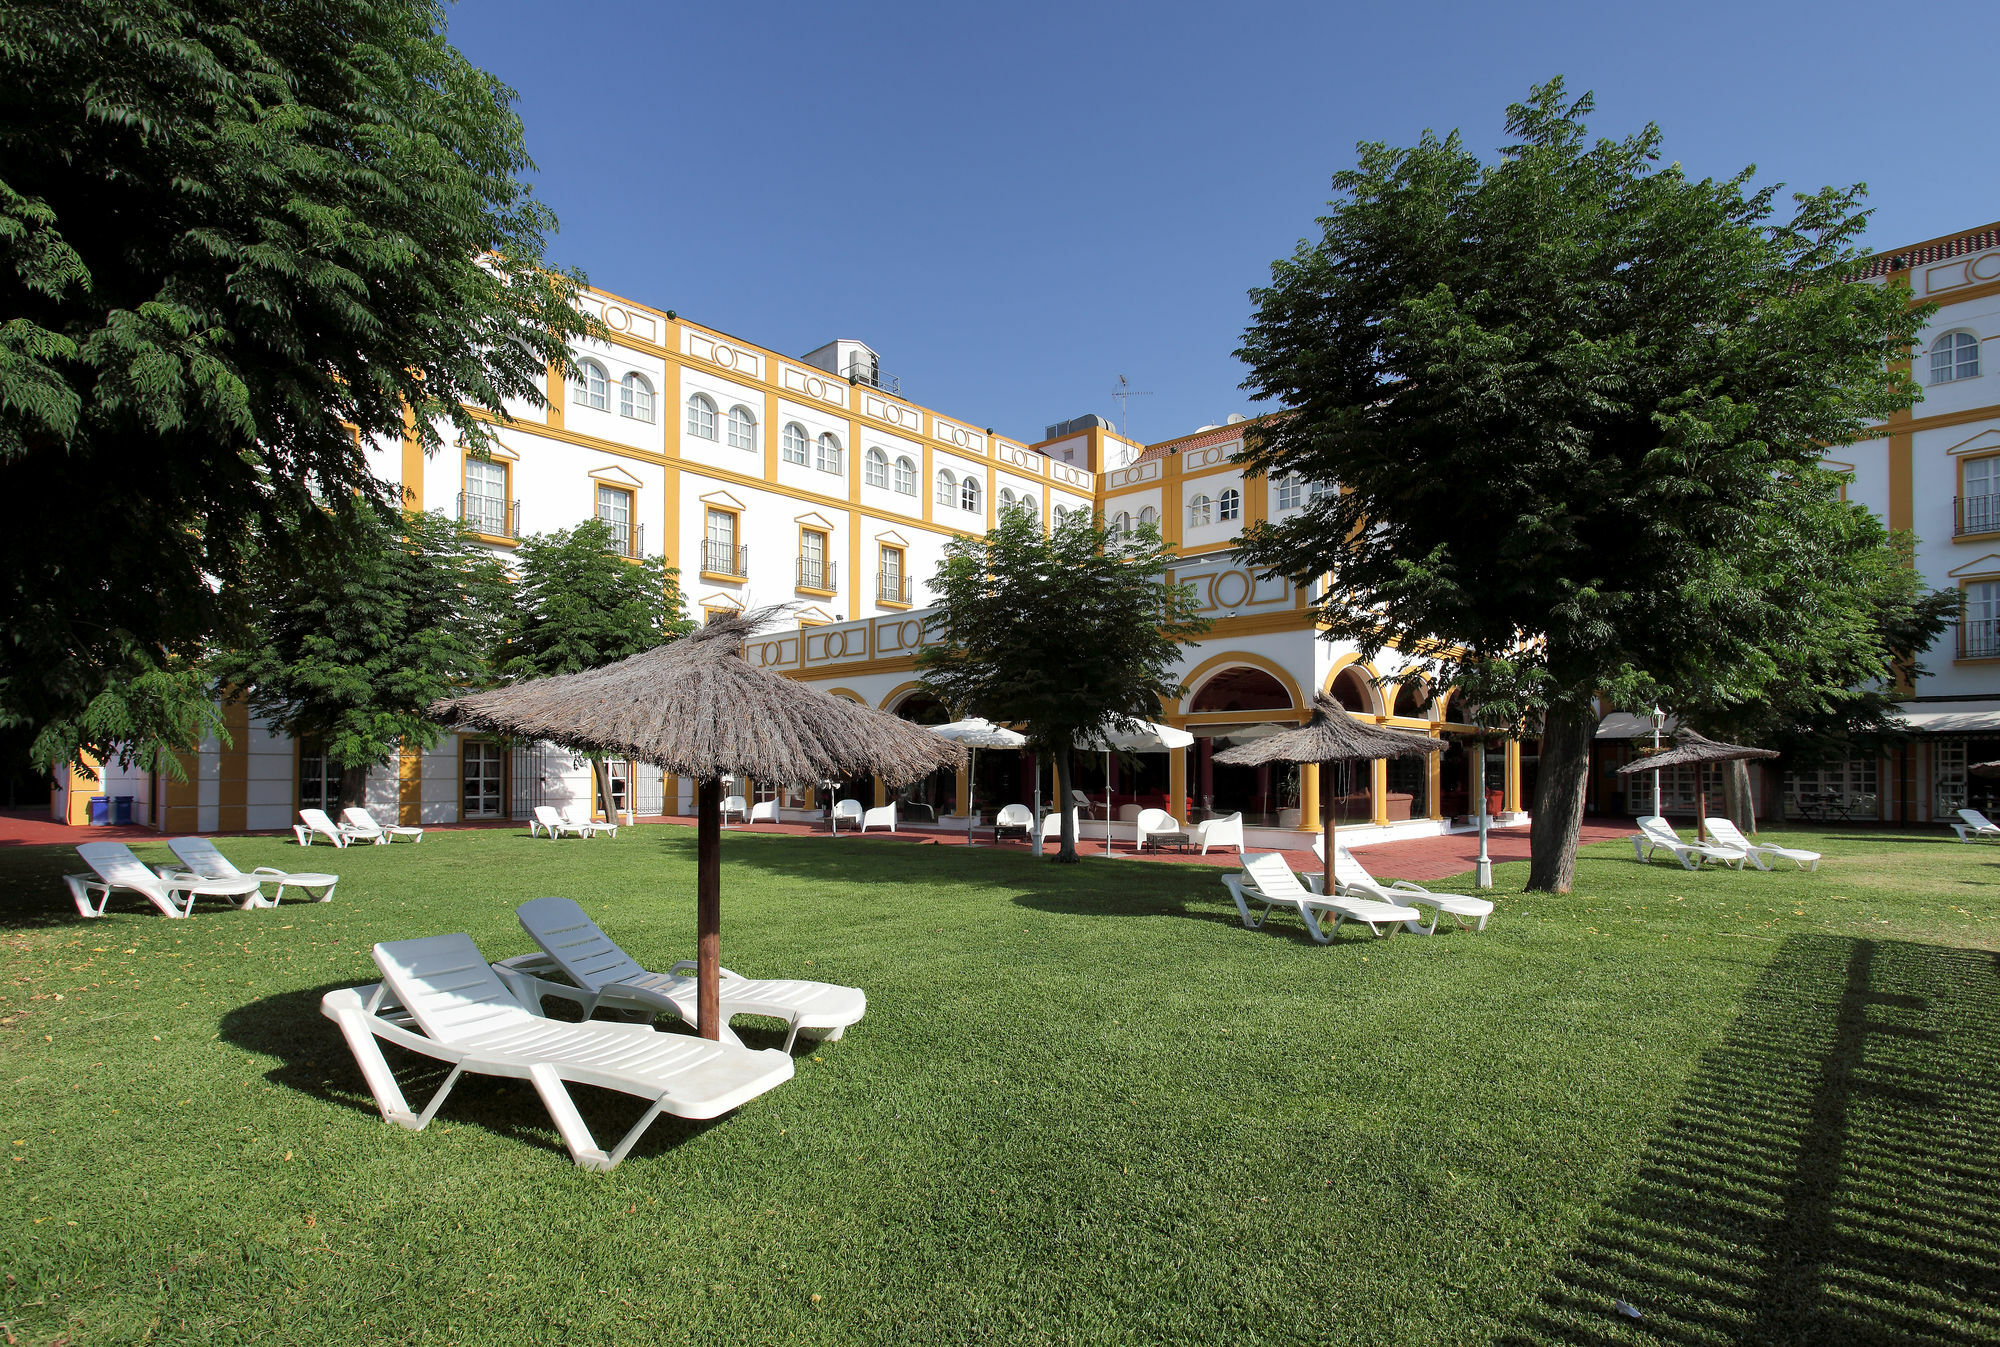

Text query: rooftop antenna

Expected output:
[1112,374,1152,438]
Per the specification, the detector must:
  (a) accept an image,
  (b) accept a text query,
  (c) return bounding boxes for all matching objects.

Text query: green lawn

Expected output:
[2,823,1996,1345]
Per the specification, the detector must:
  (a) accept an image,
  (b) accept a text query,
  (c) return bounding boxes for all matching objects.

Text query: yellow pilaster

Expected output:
[1504,741,1522,814]
[545,361,565,431]
[218,697,251,833]
[398,746,423,827]
[1169,745,1188,820]
[400,404,424,511]
[873,775,887,808]
[1296,762,1320,833]
[1426,740,1443,820]
[1371,759,1389,826]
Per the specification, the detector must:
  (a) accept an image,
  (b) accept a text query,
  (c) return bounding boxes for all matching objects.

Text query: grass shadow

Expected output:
[220,983,726,1167]
[1503,933,2000,1345]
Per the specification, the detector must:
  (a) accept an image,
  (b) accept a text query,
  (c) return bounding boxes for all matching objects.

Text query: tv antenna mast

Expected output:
[1112,374,1152,438]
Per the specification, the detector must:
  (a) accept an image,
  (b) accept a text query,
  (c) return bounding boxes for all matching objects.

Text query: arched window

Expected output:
[960,476,981,513]
[893,455,917,495]
[725,404,755,450]
[1330,667,1375,714]
[781,422,809,464]
[1111,510,1131,537]
[1932,331,1981,383]
[1275,476,1302,511]
[936,469,957,506]
[815,432,842,474]
[620,372,654,422]
[1019,494,1038,520]
[1189,666,1293,713]
[1309,481,1331,504]
[864,447,889,489]
[999,487,1017,512]
[1138,505,1156,528]
[1052,504,1069,526]
[685,393,717,440]
[1218,488,1241,521]
[573,359,608,411]
[1188,494,1213,527]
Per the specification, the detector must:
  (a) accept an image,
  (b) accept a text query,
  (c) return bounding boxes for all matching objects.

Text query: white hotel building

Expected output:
[59,218,1998,840]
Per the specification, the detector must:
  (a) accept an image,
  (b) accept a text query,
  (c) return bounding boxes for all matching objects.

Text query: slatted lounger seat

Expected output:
[495,897,867,1052]
[341,807,423,844]
[1702,818,1821,872]
[66,841,269,918]
[1220,852,1422,942]
[1952,808,2000,842]
[167,836,339,904]
[1630,815,1749,871]
[1326,843,1495,934]
[322,932,793,1170]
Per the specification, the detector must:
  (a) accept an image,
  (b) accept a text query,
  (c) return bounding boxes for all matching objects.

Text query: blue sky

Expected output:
[448,1,1999,448]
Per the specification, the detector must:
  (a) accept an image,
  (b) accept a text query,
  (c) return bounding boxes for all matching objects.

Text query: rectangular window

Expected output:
[597,485,635,557]
[1276,477,1302,511]
[299,740,337,812]
[879,544,907,603]
[1964,457,1999,535]
[1784,755,1879,820]
[1965,580,2000,658]
[704,508,739,575]
[1935,739,1968,815]
[464,459,509,536]
[799,529,829,590]
[461,741,503,819]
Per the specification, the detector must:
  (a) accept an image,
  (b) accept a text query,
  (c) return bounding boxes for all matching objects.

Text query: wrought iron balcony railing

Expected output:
[1956,494,2000,537]
[877,572,913,603]
[599,518,643,559]
[702,539,748,578]
[1959,618,2000,659]
[796,557,838,592]
[458,492,520,539]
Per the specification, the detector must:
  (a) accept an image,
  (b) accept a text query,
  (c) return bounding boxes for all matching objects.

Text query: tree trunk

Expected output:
[1053,747,1079,863]
[1527,704,1597,893]
[338,764,369,811]
[591,757,615,823]
[1722,758,1755,834]
[695,777,722,1040]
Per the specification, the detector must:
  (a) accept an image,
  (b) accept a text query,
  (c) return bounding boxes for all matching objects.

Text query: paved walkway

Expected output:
[2,806,1636,881]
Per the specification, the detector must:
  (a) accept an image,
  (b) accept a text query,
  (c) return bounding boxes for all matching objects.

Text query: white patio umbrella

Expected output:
[1077,718,1195,855]
[931,718,1027,846]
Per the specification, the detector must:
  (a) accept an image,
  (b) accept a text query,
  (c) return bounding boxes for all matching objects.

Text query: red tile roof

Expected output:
[1856,223,2000,280]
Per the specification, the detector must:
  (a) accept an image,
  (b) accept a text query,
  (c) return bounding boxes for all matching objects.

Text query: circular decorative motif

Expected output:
[605,306,629,332]
[713,344,736,368]
[1212,570,1251,610]
[898,620,919,647]
[806,378,826,400]
[1972,252,2000,282]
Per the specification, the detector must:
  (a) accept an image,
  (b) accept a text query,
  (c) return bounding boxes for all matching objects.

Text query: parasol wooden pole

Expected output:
[1322,759,1337,896]
[696,776,722,1040]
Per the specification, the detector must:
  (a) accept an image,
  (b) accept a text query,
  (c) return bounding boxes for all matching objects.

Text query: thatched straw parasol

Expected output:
[1968,760,2000,778]
[1213,695,1440,895]
[431,612,961,1039]
[1617,728,1777,838]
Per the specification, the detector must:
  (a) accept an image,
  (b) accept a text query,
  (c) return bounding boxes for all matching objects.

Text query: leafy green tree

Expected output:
[213,506,508,807]
[497,517,693,817]
[919,509,1209,862]
[0,0,594,778]
[1234,79,1928,891]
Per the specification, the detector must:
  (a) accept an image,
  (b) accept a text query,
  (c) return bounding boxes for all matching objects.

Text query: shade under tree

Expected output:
[1214,695,1439,894]
[431,612,961,1039]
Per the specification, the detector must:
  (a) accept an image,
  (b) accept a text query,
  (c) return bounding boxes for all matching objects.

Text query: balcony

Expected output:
[599,518,643,559]
[702,539,748,579]
[845,359,901,398]
[1959,618,2000,660]
[458,492,520,540]
[877,571,913,604]
[796,557,838,594]
[1957,494,2000,537]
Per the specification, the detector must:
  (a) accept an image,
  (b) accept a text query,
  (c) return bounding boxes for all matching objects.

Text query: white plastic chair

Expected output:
[1196,811,1244,855]
[993,804,1033,839]
[65,841,269,919]
[531,805,583,839]
[166,836,338,905]
[861,802,897,833]
[341,806,423,844]
[322,933,794,1171]
[748,799,779,824]
[295,808,348,848]
[720,795,750,825]
[1135,807,1185,852]
[1703,818,1820,872]
[496,897,867,1051]
[831,799,864,831]
[562,805,618,838]
[1952,808,2000,842]
[1324,841,1494,934]
[1220,852,1420,942]
[1116,803,1142,823]
[1040,809,1080,842]
[1630,815,1749,870]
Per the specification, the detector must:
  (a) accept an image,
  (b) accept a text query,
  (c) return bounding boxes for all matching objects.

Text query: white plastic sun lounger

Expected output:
[295,808,348,848]
[562,804,619,838]
[495,897,867,1052]
[1631,815,1749,871]
[166,836,339,904]
[65,841,269,918]
[530,805,584,839]
[1220,852,1422,942]
[1951,808,2000,842]
[1701,818,1821,872]
[341,807,423,845]
[322,933,793,1170]
[1327,844,1495,934]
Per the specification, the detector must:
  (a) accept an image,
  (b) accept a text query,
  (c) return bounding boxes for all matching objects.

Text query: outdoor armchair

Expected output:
[861,802,897,833]
[720,795,751,824]
[1195,811,1244,856]
[1135,808,1186,852]
[994,804,1033,839]
[831,799,864,831]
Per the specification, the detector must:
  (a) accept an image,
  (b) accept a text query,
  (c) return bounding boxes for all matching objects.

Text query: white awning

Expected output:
[1892,701,2000,734]
[1595,712,1679,740]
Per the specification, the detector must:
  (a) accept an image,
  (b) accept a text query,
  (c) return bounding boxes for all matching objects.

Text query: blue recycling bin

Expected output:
[113,796,135,825]
[88,795,110,825]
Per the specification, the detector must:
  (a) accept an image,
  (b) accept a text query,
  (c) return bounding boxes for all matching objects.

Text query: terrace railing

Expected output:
[458,492,520,540]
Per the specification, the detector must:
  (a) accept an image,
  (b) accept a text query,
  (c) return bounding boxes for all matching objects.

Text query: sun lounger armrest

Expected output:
[321,987,468,1063]
[1387,880,1434,894]
[1301,873,1327,895]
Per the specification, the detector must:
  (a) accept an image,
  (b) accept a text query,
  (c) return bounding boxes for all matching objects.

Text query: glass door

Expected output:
[461,741,503,818]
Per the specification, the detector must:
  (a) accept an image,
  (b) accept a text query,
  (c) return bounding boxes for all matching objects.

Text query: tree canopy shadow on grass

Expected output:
[1504,933,2000,1346]
[219,983,726,1167]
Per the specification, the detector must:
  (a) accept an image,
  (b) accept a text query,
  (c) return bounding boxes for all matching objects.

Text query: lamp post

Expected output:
[1472,733,1493,890]
[1650,706,1664,818]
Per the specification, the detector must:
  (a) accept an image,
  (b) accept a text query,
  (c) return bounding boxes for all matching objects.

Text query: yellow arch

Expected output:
[1321,654,1386,716]
[824,686,867,705]
[1175,651,1305,717]
[876,680,934,714]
